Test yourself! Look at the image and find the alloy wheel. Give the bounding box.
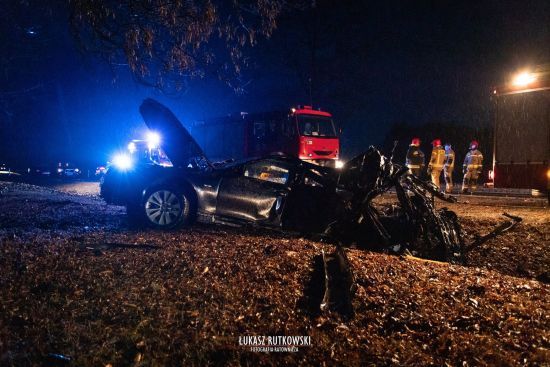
[145,190,183,226]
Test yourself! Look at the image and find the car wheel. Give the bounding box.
[143,187,190,229]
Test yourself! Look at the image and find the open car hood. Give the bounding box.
[139,99,210,169]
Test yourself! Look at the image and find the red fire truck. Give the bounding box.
[189,105,340,166]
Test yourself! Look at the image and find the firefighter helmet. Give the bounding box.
[411,137,420,146]
[469,140,479,150]
[431,139,442,147]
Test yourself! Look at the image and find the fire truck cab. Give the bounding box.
[190,105,340,167]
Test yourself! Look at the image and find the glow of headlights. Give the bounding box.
[127,141,137,153]
[112,153,133,170]
[335,160,345,169]
[146,131,161,149]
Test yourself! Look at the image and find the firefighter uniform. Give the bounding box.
[428,140,445,189]
[443,145,455,194]
[406,139,425,177]
[462,143,483,193]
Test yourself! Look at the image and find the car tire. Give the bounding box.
[141,187,192,229]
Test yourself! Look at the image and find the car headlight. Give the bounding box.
[335,160,345,169]
[127,141,137,153]
[112,153,133,171]
[146,131,161,149]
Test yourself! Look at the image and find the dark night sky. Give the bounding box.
[0,0,548,167]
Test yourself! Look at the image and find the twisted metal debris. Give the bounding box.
[318,147,522,315]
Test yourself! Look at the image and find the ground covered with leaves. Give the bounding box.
[0,181,548,366]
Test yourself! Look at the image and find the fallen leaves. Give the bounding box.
[0,182,548,366]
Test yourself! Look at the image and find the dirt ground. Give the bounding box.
[0,181,548,366]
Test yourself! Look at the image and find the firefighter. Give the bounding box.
[427,139,445,189]
[462,140,483,194]
[405,137,425,177]
[443,143,455,194]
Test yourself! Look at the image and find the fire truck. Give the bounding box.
[188,106,341,167]
[492,64,550,196]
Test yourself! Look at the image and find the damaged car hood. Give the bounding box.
[139,98,210,169]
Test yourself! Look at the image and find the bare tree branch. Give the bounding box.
[69,0,309,93]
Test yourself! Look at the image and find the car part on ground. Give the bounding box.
[464,212,522,252]
[320,246,356,318]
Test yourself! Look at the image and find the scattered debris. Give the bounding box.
[465,212,522,252]
[313,148,526,315]
[331,147,465,263]
[320,246,356,317]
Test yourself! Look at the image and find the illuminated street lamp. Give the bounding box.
[512,71,537,87]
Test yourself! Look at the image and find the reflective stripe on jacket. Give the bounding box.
[463,149,483,170]
[406,145,425,169]
[429,146,445,170]
[444,149,455,170]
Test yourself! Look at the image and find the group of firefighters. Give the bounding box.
[405,138,484,194]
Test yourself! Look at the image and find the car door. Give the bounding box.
[216,159,292,225]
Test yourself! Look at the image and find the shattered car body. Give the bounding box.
[332,148,464,263]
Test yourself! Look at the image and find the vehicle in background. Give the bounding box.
[56,162,81,179]
[0,164,19,177]
[189,105,341,167]
[492,64,549,198]
[95,166,107,178]
[28,166,52,176]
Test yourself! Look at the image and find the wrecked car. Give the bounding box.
[100,99,344,233]
[102,99,479,264]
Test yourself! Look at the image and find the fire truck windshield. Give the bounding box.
[297,115,336,137]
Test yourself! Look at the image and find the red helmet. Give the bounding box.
[431,139,442,147]
[411,137,420,146]
[470,140,479,149]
